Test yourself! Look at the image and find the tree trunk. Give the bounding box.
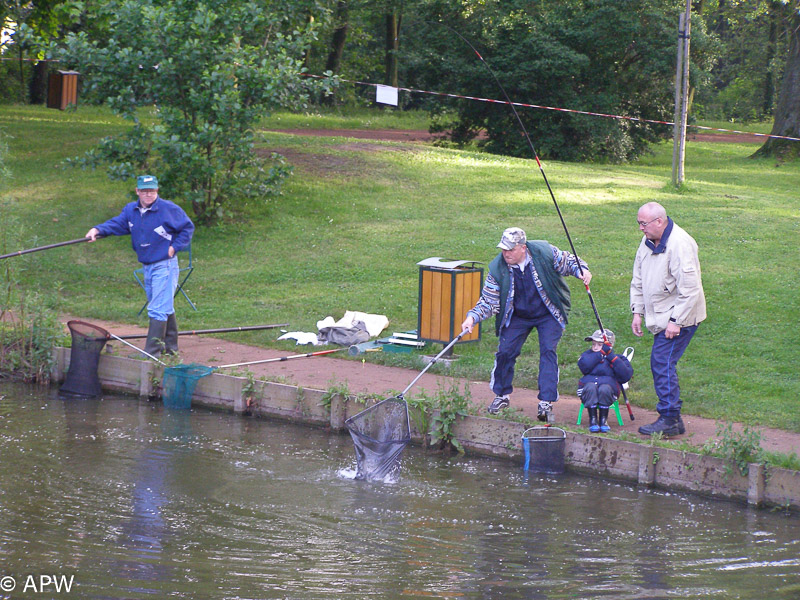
[753,11,800,160]
[763,2,779,117]
[384,12,400,87]
[29,60,50,104]
[323,0,348,105]
[302,12,315,71]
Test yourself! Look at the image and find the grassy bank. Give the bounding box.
[1,105,798,434]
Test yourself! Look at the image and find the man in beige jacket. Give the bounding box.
[631,202,706,436]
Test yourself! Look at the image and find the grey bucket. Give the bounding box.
[522,427,566,474]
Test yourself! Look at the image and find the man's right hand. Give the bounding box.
[631,313,644,338]
[461,315,475,334]
[85,228,100,241]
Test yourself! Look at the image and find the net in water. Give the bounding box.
[60,320,110,397]
[345,397,411,481]
[161,363,215,409]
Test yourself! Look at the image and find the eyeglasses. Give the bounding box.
[137,189,158,194]
[637,217,659,228]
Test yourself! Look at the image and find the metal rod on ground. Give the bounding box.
[217,348,344,369]
[398,331,465,399]
[109,334,166,366]
[115,323,289,339]
[0,237,93,260]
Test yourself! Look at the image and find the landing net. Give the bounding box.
[345,397,411,481]
[161,363,215,409]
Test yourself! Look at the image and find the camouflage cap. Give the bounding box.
[584,329,615,345]
[497,227,527,250]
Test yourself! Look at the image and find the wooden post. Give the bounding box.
[671,12,685,186]
[672,2,692,186]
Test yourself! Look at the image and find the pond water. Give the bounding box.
[1,382,799,599]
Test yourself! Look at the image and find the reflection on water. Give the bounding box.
[1,381,799,599]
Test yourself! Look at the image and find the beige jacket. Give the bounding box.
[630,221,706,334]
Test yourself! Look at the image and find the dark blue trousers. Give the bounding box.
[580,383,616,408]
[491,313,563,401]
[651,325,698,418]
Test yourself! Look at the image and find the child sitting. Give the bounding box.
[578,329,633,433]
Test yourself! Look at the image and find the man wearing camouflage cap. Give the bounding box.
[462,227,592,421]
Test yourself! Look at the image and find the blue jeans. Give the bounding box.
[490,313,563,401]
[143,257,179,321]
[651,325,698,418]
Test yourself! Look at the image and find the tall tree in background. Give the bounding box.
[403,0,688,161]
[322,0,349,103]
[755,2,800,158]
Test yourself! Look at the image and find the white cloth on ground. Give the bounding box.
[277,331,321,346]
[316,311,388,337]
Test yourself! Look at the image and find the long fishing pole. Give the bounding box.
[116,323,289,340]
[0,237,94,260]
[217,348,344,369]
[440,23,633,419]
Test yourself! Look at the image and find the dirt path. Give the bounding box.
[75,316,799,457]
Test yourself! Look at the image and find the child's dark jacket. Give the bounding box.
[577,349,633,397]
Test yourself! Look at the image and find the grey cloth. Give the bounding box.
[318,320,370,346]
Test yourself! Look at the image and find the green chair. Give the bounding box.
[576,346,634,427]
[134,244,197,316]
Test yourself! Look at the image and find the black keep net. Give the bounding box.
[345,397,411,481]
[60,320,110,398]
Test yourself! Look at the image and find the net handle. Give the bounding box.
[398,331,465,399]
[109,333,166,365]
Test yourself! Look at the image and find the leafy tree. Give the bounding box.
[754,2,800,159]
[51,0,332,224]
[696,0,791,121]
[400,0,688,162]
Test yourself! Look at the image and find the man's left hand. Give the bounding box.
[579,269,592,286]
[168,246,175,258]
[665,322,681,339]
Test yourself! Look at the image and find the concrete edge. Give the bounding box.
[53,348,800,512]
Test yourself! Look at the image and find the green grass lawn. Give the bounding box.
[2,104,798,433]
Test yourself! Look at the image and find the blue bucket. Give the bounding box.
[522,427,566,474]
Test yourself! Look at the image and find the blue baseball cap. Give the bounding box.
[137,174,159,189]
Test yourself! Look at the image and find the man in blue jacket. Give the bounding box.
[462,227,592,422]
[86,175,194,357]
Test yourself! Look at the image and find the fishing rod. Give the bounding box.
[439,23,633,419]
[217,348,344,369]
[115,323,289,340]
[108,333,167,366]
[0,237,94,260]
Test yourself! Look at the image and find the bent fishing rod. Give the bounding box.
[440,23,633,418]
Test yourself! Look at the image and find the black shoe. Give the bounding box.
[638,415,683,436]
[598,408,610,433]
[488,395,510,415]
[587,406,599,433]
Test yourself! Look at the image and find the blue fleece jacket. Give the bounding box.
[577,348,633,397]
[95,197,194,265]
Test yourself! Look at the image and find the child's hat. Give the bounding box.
[585,328,615,344]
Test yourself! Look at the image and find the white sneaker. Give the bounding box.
[537,400,554,423]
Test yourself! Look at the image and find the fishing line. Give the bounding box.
[434,22,634,419]
[434,23,606,329]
